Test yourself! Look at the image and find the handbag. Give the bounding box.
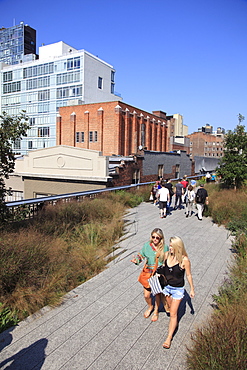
[149,193,154,201]
[138,254,159,289]
[148,267,168,296]
[138,266,152,289]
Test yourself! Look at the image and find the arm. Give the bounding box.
[131,252,144,265]
[183,257,195,298]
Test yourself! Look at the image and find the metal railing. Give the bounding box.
[5,175,205,221]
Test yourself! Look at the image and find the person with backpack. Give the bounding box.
[195,184,209,220]
[185,184,195,217]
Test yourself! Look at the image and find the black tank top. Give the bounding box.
[164,259,185,287]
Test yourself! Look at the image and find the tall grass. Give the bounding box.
[0,186,150,332]
[186,185,247,369]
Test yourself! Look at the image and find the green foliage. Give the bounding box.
[217,120,247,189]
[0,111,29,222]
[0,303,19,332]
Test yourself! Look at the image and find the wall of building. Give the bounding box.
[188,131,224,159]
[5,146,110,199]
[23,178,107,199]
[58,102,173,157]
[142,150,192,181]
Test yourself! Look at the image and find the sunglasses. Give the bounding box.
[152,235,160,240]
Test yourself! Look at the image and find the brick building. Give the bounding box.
[188,131,224,159]
[57,101,176,156]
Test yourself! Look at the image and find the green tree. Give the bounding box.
[0,111,29,221]
[217,116,247,189]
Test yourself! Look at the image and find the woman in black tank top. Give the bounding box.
[162,236,195,349]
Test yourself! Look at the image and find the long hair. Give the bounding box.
[169,236,188,265]
[150,228,165,261]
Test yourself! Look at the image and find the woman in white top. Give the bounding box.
[185,185,195,217]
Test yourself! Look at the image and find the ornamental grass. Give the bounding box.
[0,187,150,332]
[186,185,247,369]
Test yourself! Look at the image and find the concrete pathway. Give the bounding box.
[0,201,234,369]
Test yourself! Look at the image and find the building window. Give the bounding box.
[132,169,140,184]
[13,139,21,150]
[158,164,164,179]
[141,123,146,147]
[38,127,50,137]
[38,89,50,101]
[76,132,80,143]
[28,141,33,149]
[175,164,180,179]
[111,70,115,82]
[67,57,80,71]
[98,77,103,89]
[111,83,114,94]
[89,131,93,142]
[94,131,98,142]
[29,117,35,126]
[3,71,13,82]
[81,132,84,143]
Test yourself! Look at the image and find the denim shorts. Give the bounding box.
[163,285,184,300]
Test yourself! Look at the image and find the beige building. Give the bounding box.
[5,146,111,200]
[173,114,188,137]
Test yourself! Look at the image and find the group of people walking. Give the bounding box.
[131,228,195,349]
[151,176,209,221]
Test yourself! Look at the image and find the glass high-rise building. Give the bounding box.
[0,22,36,65]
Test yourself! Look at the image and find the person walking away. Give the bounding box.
[150,181,159,205]
[164,179,174,215]
[162,236,195,349]
[131,228,169,321]
[174,179,184,210]
[206,172,211,183]
[181,175,189,190]
[195,183,209,220]
[185,185,195,217]
[157,181,170,218]
[181,175,189,203]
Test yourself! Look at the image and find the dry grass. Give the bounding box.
[186,185,247,369]
[0,187,150,332]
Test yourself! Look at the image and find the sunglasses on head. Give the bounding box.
[152,235,160,240]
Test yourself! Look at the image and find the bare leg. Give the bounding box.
[163,297,182,348]
[143,288,153,318]
[151,293,161,321]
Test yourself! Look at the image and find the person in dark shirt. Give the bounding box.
[164,179,174,215]
[174,179,184,210]
[161,236,195,349]
[195,183,209,220]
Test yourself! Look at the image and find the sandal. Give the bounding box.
[151,313,159,322]
[144,308,153,318]
[162,336,172,349]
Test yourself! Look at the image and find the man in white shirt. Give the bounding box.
[157,181,170,218]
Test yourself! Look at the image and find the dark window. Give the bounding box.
[89,131,93,142]
[76,132,80,143]
[98,77,103,89]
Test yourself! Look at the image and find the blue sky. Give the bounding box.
[1,0,247,134]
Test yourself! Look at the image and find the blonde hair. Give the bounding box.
[150,228,165,261]
[169,236,188,265]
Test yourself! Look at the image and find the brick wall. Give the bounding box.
[58,101,171,156]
